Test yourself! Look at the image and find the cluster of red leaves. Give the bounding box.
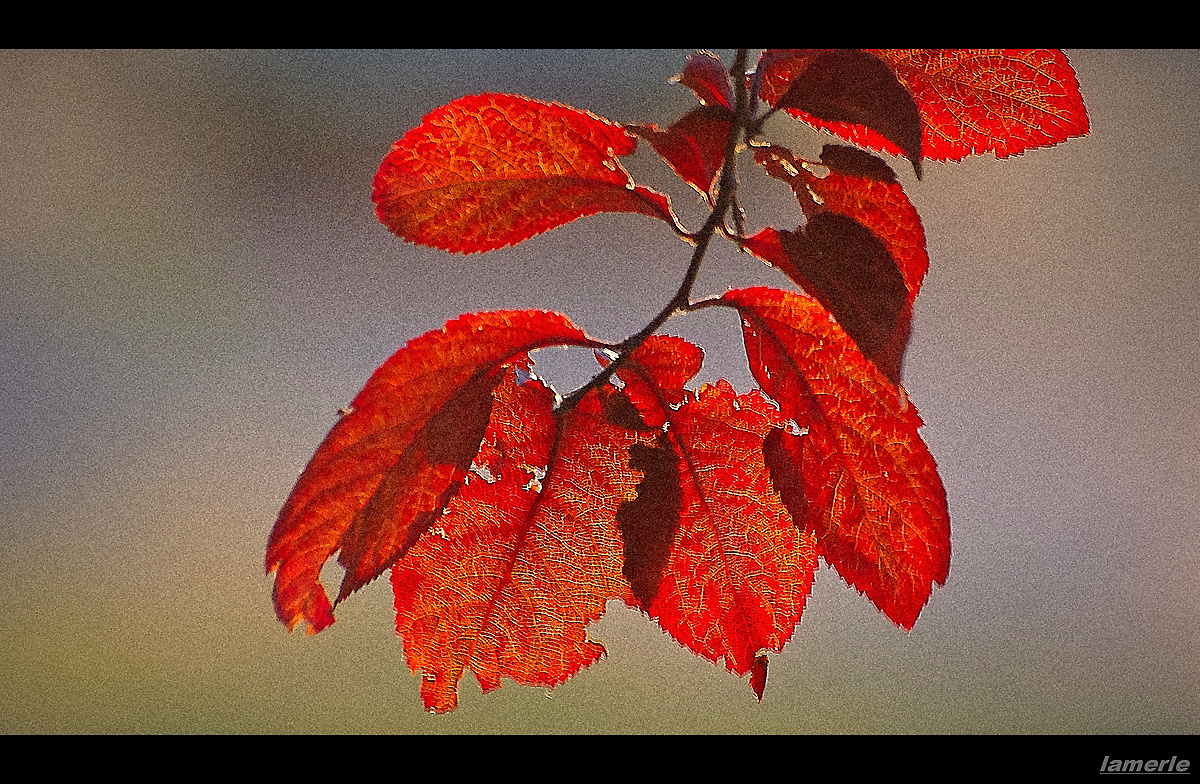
[268,49,1088,713]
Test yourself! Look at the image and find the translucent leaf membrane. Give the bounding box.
[373,94,678,253]
[722,288,949,630]
[672,50,734,110]
[265,311,599,634]
[759,49,1089,165]
[617,338,818,698]
[749,144,929,384]
[392,376,639,713]
[629,105,733,200]
[871,49,1090,161]
[757,49,923,177]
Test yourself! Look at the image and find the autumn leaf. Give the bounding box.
[870,49,1090,161]
[391,374,639,713]
[759,49,1089,167]
[372,93,679,253]
[721,288,949,630]
[629,105,733,201]
[265,310,600,634]
[815,144,900,182]
[757,49,924,177]
[615,337,818,698]
[748,144,928,384]
[672,50,734,110]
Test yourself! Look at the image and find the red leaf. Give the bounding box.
[617,338,818,693]
[672,50,733,110]
[758,49,923,177]
[760,49,1089,166]
[811,146,928,299]
[749,144,930,383]
[605,334,703,430]
[815,144,899,182]
[391,375,638,713]
[871,49,1090,162]
[265,310,598,634]
[722,288,950,630]
[629,105,733,200]
[372,94,679,253]
[750,655,768,702]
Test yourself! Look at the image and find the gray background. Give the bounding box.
[1,49,1196,732]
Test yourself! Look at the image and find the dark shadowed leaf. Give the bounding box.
[760,49,923,177]
[629,105,733,200]
[779,212,908,383]
[617,434,683,607]
[818,144,897,182]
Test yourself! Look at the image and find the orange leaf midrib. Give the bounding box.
[382,174,642,201]
[460,418,564,676]
[626,362,775,661]
[739,306,907,586]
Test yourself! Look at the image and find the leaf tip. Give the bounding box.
[751,655,768,701]
[284,585,336,636]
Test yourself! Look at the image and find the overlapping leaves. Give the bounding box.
[757,48,1089,167]
[721,288,950,629]
[266,311,600,634]
[614,337,818,697]
[746,143,928,384]
[269,49,1088,713]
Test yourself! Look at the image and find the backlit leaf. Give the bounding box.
[870,49,1090,161]
[760,49,1089,166]
[373,94,679,253]
[391,375,638,713]
[672,50,734,110]
[265,310,598,634]
[722,288,949,630]
[757,49,923,177]
[616,338,818,695]
[750,144,929,383]
[629,105,733,200]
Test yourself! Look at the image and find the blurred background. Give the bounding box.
[1,49,1196,733]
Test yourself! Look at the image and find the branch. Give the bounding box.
[557,49,751,413]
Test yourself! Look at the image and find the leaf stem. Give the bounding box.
[558,49,750,413]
